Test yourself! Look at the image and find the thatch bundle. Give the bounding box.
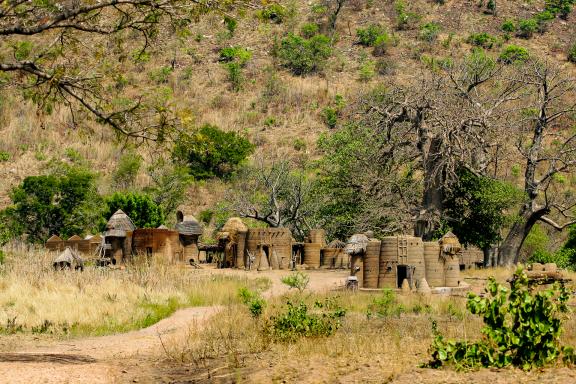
[344,234,369,256]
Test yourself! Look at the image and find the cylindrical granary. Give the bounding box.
[378,236,398,289]
[423,241,444,287]
[309,229,326,246]
[235,231,247,268]
[321,248,339,268]
[444,254,460,287]
[406,236,425,288]
[303,243,321,268]
[363,239,381,288]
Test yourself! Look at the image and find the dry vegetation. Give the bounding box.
[0,246,269,339]
[152,268,576,383]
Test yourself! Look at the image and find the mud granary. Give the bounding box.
[348,232,483,289]
[216,218,349,270]
[45,209,204,265]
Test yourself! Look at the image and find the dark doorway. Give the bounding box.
[146,247,153,258]
[397,265,408,288]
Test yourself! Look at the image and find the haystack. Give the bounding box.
[344,234,369,256]
[105,209,136,237]
[53,247,84,271]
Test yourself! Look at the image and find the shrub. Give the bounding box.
[223,16,237,36]
[501,19,516,33]
[267,299,346,343]
[0,151,9,162]
[367,289,405,318]
[172,124,254,179]
[568,42,576,63]
[322,107,338,128]
[356,24,387,47]
[281,272,310,292]
[256,3,287,23]
[425,269,572,370]
[529,248,574,270]
[358,59,376,81]
[238,287,266,317]
[517,18,538,38]
[498,45,530,64]
[224,62,243,91]
[276,33,332,75]
[149,66,173,84]
[394,0,421,30]
[301,23,320,38]
[219,46,252,66]
[419,22,441,43]
[467,32,498,49]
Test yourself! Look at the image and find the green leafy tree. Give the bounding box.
[144,161,193,220]
[102,192,165,229]
[112,151,142,190]
[2,166,102,243]
[442,168,523,254]
[172,124,254,180]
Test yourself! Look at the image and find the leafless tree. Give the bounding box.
[498,60,576,265]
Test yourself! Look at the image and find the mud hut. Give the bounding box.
[53,247,84,271]
[217,217,249,268]
[246,228,292,270]
[132,227,181,263]
[175,212,203,264]
[46,235,64,251]
[103,209,135,264]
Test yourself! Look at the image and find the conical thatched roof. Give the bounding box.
[157,224,168,229]
[53,247,83,266]
[67,235,82,241]
[221,217,248,233]
[176,215,203,236]
[344,234,369,255]
[440,231,461,255]
[47,235,62,243]
[104,209,135,237]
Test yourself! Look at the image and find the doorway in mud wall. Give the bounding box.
[262,245,270,265]
[397,265,408,288]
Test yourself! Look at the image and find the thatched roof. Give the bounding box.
[53,247,83,266]
[105,209,135,237]
[176,215,203,236]
[221,217,248,233]
[157,224,168,229]
[67,235,82,241]
[327,239,346,249]
[344,234,369,255]
[440,231,461,255]
[46,235,62,243]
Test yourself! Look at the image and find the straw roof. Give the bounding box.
[175,215,203,236]
[53,247,83,266]
[157,224,168,229]
[46,235,62,243]
[67,235,82,241]
[104,209,135,237]
[344,234,369,255]
[327,239,346,249]
[221,217,248,233]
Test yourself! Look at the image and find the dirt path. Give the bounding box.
[0,269,348,383]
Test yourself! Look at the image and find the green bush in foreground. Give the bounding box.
[276,33,332,75]
[498,45,530,64]
[425,269,573,370]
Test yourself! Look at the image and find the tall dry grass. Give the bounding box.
[0,245,268,337]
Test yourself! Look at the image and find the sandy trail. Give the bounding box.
[0,269,348,383]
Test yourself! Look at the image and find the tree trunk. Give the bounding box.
[498,205,542,265]
[415,137,444,240]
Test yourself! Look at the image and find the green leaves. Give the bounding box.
[426,269,572,370]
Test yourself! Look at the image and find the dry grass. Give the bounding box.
[159,268,576,383]
[0,245,268,337]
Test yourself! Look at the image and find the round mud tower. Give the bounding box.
[363,239,381,288]
[424,241,444,287]
[303,243,321,269]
